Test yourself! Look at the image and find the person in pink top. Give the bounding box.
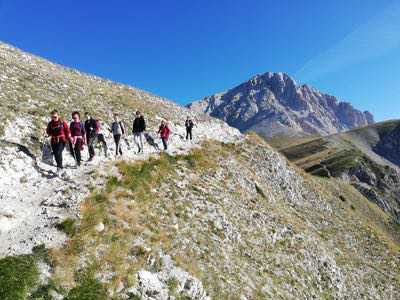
[69,111,86,166]
[157,120,170,150]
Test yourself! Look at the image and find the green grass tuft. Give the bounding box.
[55,218,77,237]
[0,254,40,300]
[65,268,107,300]
[29,279,63,300]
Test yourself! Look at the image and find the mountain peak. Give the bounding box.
[189,72,374,138]
[248,71,297,87]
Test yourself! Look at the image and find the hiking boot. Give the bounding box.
[88,156,94,162]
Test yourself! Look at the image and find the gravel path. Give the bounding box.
[0,118,241,257]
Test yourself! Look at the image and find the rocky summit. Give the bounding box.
[188,72,374,138]
[0,42,399,300]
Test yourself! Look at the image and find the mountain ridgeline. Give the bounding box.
[189,72,374,138]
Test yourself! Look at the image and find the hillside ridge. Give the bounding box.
[278,120,400,223]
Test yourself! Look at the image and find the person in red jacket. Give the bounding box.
[157,120,170,150]
[46,110,71,170]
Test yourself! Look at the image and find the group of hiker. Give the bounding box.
[46,109,195,171]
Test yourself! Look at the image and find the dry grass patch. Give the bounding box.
[49,144,225,296]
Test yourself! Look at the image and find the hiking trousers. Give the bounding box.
[113,134,123,155]
[186,128,193,140]
[88,134,108,158]
[87,134,96,159]
[133,132,144,152]
[161,138,168,150]
[51,141,65,169]
[70,139,83,166]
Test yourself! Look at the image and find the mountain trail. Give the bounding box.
[0,118,242,257]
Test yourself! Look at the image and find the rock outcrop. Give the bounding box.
[374,123,400,166]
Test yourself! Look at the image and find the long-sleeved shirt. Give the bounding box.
[46,119,70,144]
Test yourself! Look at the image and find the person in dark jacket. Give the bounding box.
[110,113,125,156]
[158,120,170,150]
[185,117,194,140]
[69,111,86,166]
[46,110,71,171]
[84,112,98,160]
[85,112,107,161]
[132,111,146,153]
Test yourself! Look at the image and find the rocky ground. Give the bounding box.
[37,134,400,300]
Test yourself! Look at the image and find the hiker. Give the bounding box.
[132,111,146,153]
[84,112,109,160]
[46,110,71,171]
[84,112,98,161]
[158,120,170,150]
[96,118,109,157]
[185,117,194,140]
[69,111,86,166]
[110,113,125,156]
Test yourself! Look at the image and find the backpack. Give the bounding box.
[41,141,54,165]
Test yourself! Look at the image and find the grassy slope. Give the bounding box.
[4,136,394,299]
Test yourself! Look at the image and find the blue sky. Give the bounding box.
[0,0,398,121]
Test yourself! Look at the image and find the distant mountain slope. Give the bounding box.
[278,120,400,222]
[188,72,374,138]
